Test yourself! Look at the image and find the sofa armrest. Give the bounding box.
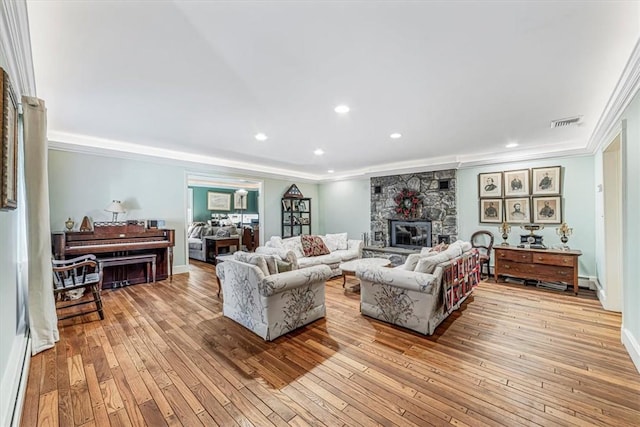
[259,265,332,296]
[356,266,437,293]
[347,239,364,255]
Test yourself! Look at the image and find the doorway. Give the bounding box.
[602,133,623,312]
[185,173,264,266]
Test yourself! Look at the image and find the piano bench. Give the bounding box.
[98,254,157,286]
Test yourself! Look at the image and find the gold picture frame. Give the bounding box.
[207,191,231,211]
[0,68,18,210]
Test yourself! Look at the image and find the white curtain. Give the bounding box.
[22,96,58,354]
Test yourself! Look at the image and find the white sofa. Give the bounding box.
[256,233,363,277]
[356,240,480,335]
[216,252,332,341]
[187,223,240,261]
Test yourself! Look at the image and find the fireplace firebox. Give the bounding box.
[389,220,432,249]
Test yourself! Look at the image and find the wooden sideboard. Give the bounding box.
[494,246,582,294]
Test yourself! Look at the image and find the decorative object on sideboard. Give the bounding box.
[64,217,74,231]
[498,221,511,246]
[105,200,126,222]
[0,68,18,211]
[519,223,545,249]
[394,188,421,219]
[80,216,92,231]
[556,222,573,250]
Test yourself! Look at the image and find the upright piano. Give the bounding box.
[52,222,175,289]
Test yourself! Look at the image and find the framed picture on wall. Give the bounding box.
[532,196,562,224]
[207,192,231,211]
[532,166,561,195]
[0,68,18,210]
[479,199,503,223]
[504,169,530,197]
[504,197,531,224]
[478,172,503,198]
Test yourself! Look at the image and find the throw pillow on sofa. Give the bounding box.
[189,225,204,239]
[281,236,305,258]
[301,235,331,257]
[403,253,422,271]
[323,232,348,251]
[234,252,278,276]
[414,251,450,274]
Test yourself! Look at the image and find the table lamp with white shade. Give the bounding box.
[105,200,126,222]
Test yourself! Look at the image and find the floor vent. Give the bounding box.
[550,116,582,128]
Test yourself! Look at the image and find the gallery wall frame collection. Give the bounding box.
[478,166,562,224]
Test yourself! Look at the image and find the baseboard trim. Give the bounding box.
[0,333,30,426]
[173,265,189,275]
[622,325,640,374]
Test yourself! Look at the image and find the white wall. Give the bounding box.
[457,156,596,278]
[0,13,30,424]
[318,178,370,238]
[48,150,320,264]
[262,180,319,239]
[49,151,188,267]
[621,92,640,371]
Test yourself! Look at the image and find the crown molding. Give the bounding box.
[587,37,640,154]
[50,130,595,184]
[47,131,323,183]
[0,0,36,98]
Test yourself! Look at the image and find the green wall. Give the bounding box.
[189,186,258,222]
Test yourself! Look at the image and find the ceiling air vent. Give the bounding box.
[550,116,582,128]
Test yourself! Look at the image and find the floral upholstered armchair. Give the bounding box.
[216,255,332,341]
[357,241,480,335]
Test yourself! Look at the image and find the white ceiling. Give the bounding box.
[27,1,639,181]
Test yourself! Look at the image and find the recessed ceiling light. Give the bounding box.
[314,149,324,156]
[334,105,350,114]
[327,169,335,173]
[390,133,402,139]
[254,133,268,141]
[505,142,519,148]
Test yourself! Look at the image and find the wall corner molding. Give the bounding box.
[0,0,36,97]
[588,38,640,154]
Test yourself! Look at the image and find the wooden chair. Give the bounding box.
[471,230,494,280]
[52,254,104,320]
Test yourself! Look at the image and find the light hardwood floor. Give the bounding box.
[21,260,640,426]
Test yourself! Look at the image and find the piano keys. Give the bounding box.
[52,226,175,289]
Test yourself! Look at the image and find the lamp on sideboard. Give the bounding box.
[105,200,126,222]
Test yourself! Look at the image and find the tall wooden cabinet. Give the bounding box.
[281,197,311,237]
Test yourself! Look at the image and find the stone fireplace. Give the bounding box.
[370,170,457,249]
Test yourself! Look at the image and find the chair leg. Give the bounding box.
[91,285,105,320]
